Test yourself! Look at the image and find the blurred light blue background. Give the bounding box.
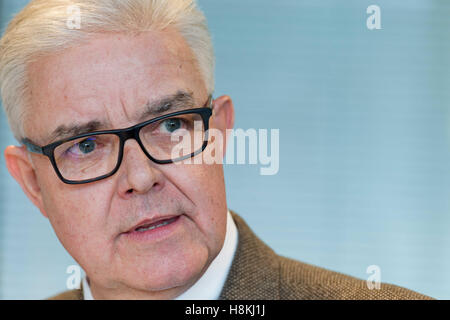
[1,0,449,299]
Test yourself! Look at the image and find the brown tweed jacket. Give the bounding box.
[49,211,432,300]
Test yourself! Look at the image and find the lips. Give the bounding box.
[134,217,178,232]
[125,215,180,234]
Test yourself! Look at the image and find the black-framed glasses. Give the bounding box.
[22,95,213,184]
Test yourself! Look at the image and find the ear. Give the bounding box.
[211,95,235,156]
[4,145,48,218]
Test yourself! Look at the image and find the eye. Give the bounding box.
[68,137,97,155]
[161,118,182,133]
[78,138,97,154]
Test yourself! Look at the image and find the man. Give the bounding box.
[0,0,431,300]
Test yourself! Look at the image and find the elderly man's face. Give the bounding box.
[11,30,233,299]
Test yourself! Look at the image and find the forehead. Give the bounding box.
[25,29,206,144]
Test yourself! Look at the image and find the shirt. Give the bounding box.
[82,209,238,300]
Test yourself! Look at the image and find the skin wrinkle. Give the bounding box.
[119,95,132,125]
[5,27,234,299]
[49,91,197,146]
[44,84,199,146]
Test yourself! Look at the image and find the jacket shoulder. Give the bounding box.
[278,256,433,300]
[225,211,433,300]
[47,289,83,300]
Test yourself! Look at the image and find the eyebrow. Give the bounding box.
[138,90,196,120]
[44,90,196,144]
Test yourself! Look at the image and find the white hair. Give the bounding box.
[0,0,215,142]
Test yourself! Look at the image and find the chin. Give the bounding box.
[126,250,210,292]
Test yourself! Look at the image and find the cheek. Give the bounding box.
[165,162,227,249]
[39,177,113,258]
[171,161,225,198]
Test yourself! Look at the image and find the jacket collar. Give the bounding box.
[219,211,280,299]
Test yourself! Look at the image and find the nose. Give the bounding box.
[116,138,164,196]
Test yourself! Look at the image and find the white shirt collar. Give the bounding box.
[83,210,238,300]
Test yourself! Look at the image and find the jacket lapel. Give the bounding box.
[219,211,280,299]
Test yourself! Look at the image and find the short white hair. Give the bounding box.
[0,0,215,142]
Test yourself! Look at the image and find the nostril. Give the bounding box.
[126,189,133,194]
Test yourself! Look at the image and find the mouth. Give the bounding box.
[122,215,182,242]
[132,216,179,233]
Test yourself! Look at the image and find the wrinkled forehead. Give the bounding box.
[24,30,207,145]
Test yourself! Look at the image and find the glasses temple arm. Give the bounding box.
[21,138,44,155]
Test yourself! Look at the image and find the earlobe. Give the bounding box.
[4,145,47,218]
